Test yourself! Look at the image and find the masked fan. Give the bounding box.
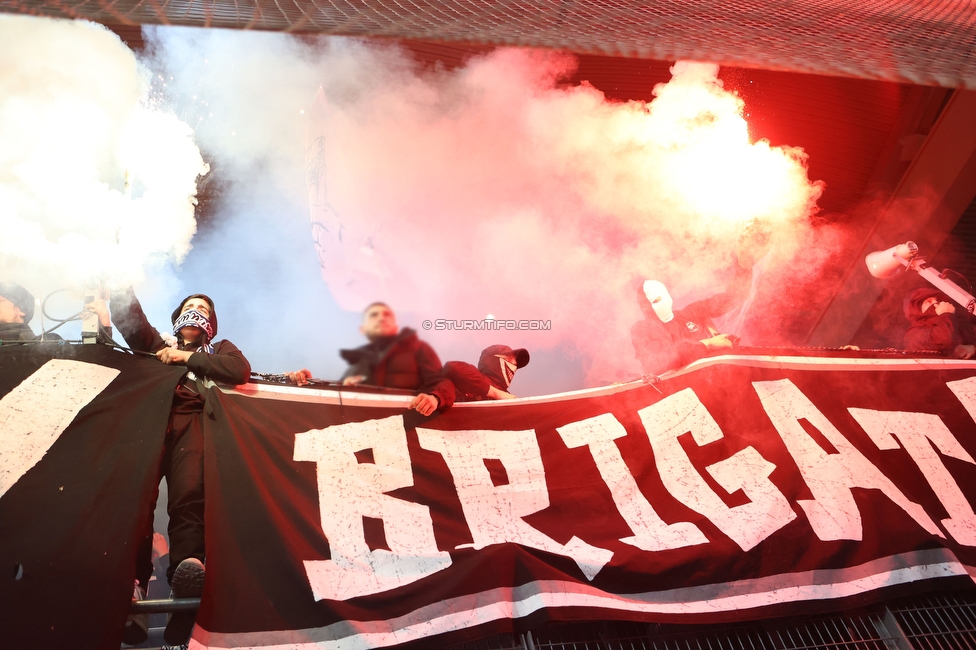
[109,287,251,646]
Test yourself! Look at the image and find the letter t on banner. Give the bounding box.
[294,415,452,601]
[850,407,976,546]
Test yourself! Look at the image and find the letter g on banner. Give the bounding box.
[293,415,452,601]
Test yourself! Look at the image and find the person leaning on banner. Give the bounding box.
[109,287,251,646]
[286,302,455,415]
[443,344,529,401]
[631,257,752,377]
[0,282,46,341]
[0,282,115,343]
[903,287,976,359]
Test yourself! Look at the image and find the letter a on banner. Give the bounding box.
[948,376,976,424]
[294,415,451,601]
[754,379,942,541]
[0,359,120,500]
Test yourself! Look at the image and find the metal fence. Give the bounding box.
[446,589,976,650]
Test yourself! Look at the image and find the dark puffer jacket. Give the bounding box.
[0,283,63,342]
[340,327,455,409]
[0,322,49,342]
[903,287,975,352]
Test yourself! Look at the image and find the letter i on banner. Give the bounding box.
[294,415,451,601]
[556,413,709,551]
[1,360,120,500]
[418,427,613,580]
[637,388,795,551]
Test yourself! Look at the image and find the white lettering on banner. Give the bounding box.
[638,388,796,551]
[417,427,613,581]
[948,376,976,424]
[557,413,709,551]
[754,379,942,541]
[293,415,451,601]
[850,408,976,546]
[0,359,119,500]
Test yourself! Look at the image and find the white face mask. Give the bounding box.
[642,280,674,323]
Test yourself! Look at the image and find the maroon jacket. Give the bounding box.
[443,345,528,402]
[903,287,975,353]
[340,328,455,409]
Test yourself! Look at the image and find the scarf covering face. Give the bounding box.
[173,309,215,353]
[498,356,517,387]
[477,345,529,390]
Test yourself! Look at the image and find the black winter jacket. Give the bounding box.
[110,287,251,414]
[631,265,750,376]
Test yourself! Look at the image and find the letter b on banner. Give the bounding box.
[294,415,451,601]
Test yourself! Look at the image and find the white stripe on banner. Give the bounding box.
[0,359,120,500]
[192,549,969,650]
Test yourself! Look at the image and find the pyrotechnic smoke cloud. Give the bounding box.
[0,16,207,325]
[2,19,831,392]
[142,29,826,390]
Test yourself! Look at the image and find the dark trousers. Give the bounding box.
[136,410,206,589]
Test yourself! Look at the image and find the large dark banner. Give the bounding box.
[5,349,976,649]
[194,354,976,649]
[0,345,183,650]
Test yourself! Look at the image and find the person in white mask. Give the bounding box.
[631,261,751,376]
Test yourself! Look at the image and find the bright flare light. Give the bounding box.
[646,62,820,230]
[0,16,207,287]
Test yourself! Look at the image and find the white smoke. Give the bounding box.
[2,20,829,393]
[142,29,825,391]
[0,16,207,308]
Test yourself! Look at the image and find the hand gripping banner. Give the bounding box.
[191,354,976,649]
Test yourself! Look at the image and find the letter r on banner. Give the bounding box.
[294,415,451,601]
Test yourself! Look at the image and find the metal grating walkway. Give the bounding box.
[445,589,976,650]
